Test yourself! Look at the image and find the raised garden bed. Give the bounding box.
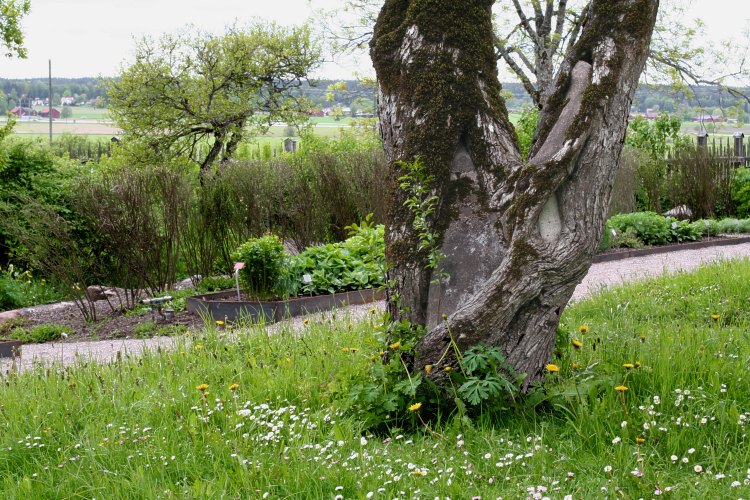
[0,339,22,358]
[186,288,386,323]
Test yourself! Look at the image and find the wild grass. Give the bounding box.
[2,259,750,497]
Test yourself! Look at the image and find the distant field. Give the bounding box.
[9,121,121,136]
[10,111,747,141]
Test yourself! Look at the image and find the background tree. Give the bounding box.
[372,0,659,387]
[326,1,749,111]
[0,0,30,59]
[108,23,320,174]
[60,105,72,119]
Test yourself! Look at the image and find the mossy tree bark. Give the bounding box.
[371,0,659,389]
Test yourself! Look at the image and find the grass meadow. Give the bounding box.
[2,259,750,497]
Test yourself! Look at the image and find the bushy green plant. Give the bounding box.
[732,167,750,217]
[196,276,235,293]
[0,264,65,311]
[606,227,645,249]
[607,211,672,245]
[515,106,539,161]
[668,218,703,242]
[232,235,288,300]
[288,218,385,296]
[11,323,69,343]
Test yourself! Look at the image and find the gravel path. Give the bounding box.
[3,242,749,374]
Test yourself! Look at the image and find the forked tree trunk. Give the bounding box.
[371,0,659,389]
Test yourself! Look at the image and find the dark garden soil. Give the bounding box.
[7,298,206,344]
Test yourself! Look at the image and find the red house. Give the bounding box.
[10,106,34,117]
[39,108,61,119]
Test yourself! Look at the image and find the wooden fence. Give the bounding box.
[669,133,750,166]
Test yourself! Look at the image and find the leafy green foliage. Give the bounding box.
[454,345,519,408]
[625,114,688,213]
[0,264,65,312]
[0,0,30,58]
[288,217,385,296]
[231,235,288,300]
[108,23,320,172]
[515,106,539,160]
[608,211,672,245]
[398,158,446,282]
[196,276,235,293]
[732,167,750,218]
[11,322,69,343]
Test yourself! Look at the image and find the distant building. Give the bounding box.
[693,114,724,123]
[644,108,658,120]
[9,106,35,117]
[39,108,61,119]
[60,96,76,106]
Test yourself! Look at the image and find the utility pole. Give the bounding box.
[48,59,53,146]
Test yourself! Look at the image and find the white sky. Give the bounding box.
[2,0,749,81]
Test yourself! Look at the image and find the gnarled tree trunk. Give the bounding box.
[371,0,659,389]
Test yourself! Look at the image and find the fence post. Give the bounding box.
[697,131,709,149]
[734,132,745,157]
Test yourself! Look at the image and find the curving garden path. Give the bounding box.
[3,242,750,374]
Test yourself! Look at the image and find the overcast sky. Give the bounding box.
[2,0,748,80]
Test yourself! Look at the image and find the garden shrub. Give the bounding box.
[232,234,289,300]
[732,167,750,218]
[666,144,735,219]
[75,165,192,301]
[608,146,639,217]
[607,211,672,245]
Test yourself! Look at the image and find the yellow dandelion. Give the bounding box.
[572,362,580,370]
[196,383,209,391]
[424,364,433,374]
[342,347,350,353]
[229,383,239,391]
[408,402,422,412]
[572,339,583,348]
[389,340,401,350]
[635,361,641,368]
[411,469,427,477]
[194,344,204,351]
[303,319,309,325]
[350,348,359,353]
[579,324,589,333]
[635,437,646,444]
[369,355,376,362]
[369,307,377,314]
[215,320,224,326]
[623,363,635,370]
[444,366,452,372]
[545,364,560,373]
[615,385,628,392]
[711,314,720,321]
[441,313,447,320]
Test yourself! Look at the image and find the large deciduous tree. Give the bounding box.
[108,23,320,174]
[372,0,659,388]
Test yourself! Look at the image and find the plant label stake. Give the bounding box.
[234,262,245,300]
